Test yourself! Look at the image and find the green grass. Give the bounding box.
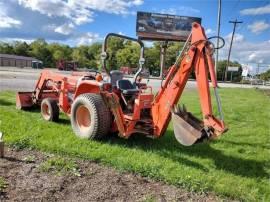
[39,156,79,176]
[0,177,7,192]
[0,89,269,201]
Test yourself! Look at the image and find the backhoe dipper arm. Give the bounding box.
[151,23,227,140]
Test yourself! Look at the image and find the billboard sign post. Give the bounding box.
[227,66,239,82]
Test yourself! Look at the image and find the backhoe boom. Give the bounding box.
[151,23,227,144]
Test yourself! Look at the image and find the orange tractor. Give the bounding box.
[16,23,227,146]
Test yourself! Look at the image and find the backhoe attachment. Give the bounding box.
[151,22,227,146]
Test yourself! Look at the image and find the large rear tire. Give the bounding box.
[41,98,59,122]
[71,93,111,139]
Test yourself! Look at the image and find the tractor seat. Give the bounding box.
[116,79,139,95]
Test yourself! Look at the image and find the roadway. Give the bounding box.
[0,67,269,92]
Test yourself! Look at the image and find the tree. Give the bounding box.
[144,47,160,74]
[71,46,89,68]
[260,69,270,81]
[116,41,140,68]
[13,41,30,56]
[29,39,52,67]
[0,42,14,54]
[52,50,65,61]
[165,42,183,67]
[47,43,73,67]
[106,37,124,70]
[143,41,184,75]
[87,42,102,68]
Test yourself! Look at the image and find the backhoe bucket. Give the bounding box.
[16,92,34,110]
[171,105,206,146]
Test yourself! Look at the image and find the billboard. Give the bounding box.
[228,66,239,72]
[241,65,249,77]
[136,11,201,41]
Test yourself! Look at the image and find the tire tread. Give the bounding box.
[71,93,111,139]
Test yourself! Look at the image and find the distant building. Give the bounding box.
[0,54,42,68]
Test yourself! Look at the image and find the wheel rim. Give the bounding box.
[76,105,91,132]
[41,103,50,119]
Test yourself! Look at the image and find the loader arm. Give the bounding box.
[16,70,80,112]
[152,23,227,143]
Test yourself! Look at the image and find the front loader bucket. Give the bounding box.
[171,105,207,146]
[16,92,34,110]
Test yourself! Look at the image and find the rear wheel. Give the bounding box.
[41,98,59,122]
[71,93,111,139]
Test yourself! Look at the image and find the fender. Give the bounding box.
[74,80,101,99]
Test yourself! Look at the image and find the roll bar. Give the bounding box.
[101,33,145,82]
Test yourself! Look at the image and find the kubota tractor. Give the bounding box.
[16,23,227,146]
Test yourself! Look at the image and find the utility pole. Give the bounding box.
[215,0,222,77]
[256,63,260,78]
[160,41,168,79]
[224,19,243,81]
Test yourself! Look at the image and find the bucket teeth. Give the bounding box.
[172,104,189,120]
[182,104,187,113]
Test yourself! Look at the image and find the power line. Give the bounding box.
[224,19,243,81]
[215,0,222,75]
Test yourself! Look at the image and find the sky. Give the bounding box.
[0,0,269,72]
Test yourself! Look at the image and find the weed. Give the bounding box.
[40,157,80,176]
[22,155,35,163]
[143,195,156,202]
[0,177,7,192]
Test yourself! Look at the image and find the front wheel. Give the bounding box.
[40,98,59,122]
[71,93,111,139]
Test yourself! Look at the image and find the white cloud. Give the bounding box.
[54,23,75,35]
[0,2,22,28]
[0,37,34,44]
[219,33,270,65]
[205,28,215,35]
[75,32,100,45]
[18,0,144,25]
[159,6,200,15]
[240,4,270,15]
[118,31,125,35]
[18,0,93,25]
[0,14,22,28]
[0,32,100,46]
[247,20,270,34]
[0,0,144,46]
[73,0,144,15]
[132,0,143,6]
[225,33,244,43]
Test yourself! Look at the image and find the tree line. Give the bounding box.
[259,70,270,81]
[0,38,183,74]
[0,38,243,81]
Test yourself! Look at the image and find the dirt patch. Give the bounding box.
[0,147,222,202]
